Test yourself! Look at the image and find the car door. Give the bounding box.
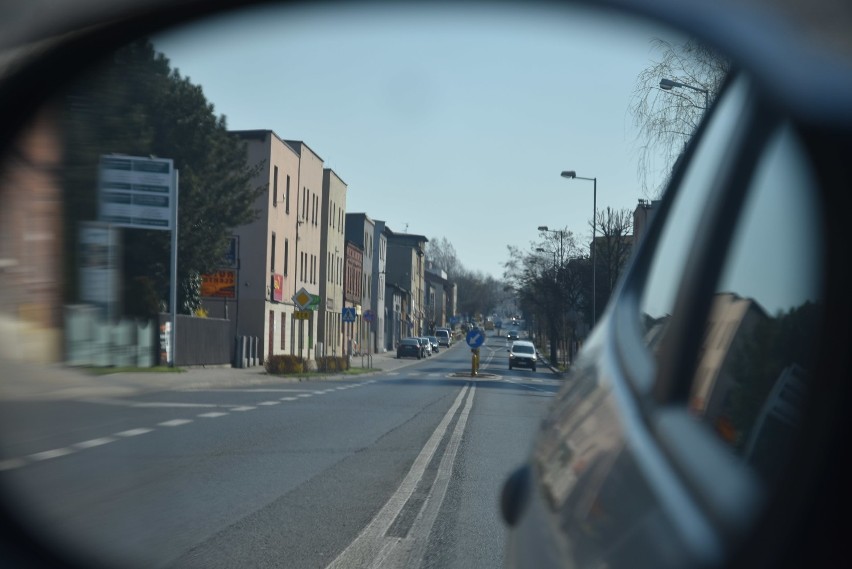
[503,71,846,569]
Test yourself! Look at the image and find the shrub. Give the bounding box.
[265,355,305,374]
[315,356,349,372]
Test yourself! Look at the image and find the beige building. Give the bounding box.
[284,140,326,361]
[319,169,347,358]
[207,130,321,363]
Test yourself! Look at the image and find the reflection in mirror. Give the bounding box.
[638,78,750,354]
[0,3,700,568]
[686,124,823,485]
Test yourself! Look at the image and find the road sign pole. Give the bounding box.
[169,169,179,367]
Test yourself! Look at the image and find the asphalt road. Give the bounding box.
[0,331,560,569]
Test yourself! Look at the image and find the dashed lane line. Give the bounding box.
[29,448,74,461]
[74,437,116,450]
[2,381,370,471]
[158,419,193,427]
[116,428,154,437]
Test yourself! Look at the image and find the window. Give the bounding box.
[270,232,276,272]
[285,174,290,213]
[284,239,289,275]
[639,79,749,357]
[685,124,823,485]
[280,313,286,350]
[273,166,278,207]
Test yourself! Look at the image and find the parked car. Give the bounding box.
[427,336,440,353]
[418,337,433,357]
[435,328,452,347]
[396,337,422,360]
[508,340,536,371]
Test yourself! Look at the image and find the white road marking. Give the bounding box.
[158,419,192,427]
[83,398,223,409]
[258,401,280,406]
[180,388,317,393]
[0,458,26,471]
[280,397,298,401]
[296,394,313,398]
[74,437,116,449]
[377,384,477,568]
[198,412,229,418]
[115,428,153,437]
[29,448,74,461]
[325,384,473,569]
[231,406,256,411]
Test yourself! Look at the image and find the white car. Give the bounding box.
[508,340,537,371]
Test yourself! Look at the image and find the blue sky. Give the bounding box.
[154,3,684,279]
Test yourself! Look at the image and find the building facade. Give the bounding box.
[285,140,326,361]
[211,130,301,362]
[345,213,376,354]
[385,229,427,336]
[319,169,347,358]
[343,240,363,356]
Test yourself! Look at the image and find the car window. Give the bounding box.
[638,78,750,355]
[683,123,823,484]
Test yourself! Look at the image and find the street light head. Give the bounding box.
[537,225,549,232]
[659,78,676,90]
[561,170,576,179]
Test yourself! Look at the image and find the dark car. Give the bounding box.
[506,330,519,342]
[508,340,536,371]
[396,337,422,359]
[427,335,440,353]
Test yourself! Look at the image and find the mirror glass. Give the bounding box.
[0,3,701,567]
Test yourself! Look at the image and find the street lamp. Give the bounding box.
[561,170,597,327]
[659,77,709,110]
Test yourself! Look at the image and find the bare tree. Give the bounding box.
[426,236,461,278]
[630,38,729,197]
[590,207,634,323]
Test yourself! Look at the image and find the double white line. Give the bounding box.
[325,383,476,569]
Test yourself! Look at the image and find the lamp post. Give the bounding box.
[659,77,709,110]
[560,171,597,327]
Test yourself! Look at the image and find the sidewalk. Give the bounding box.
[0,345,441,402]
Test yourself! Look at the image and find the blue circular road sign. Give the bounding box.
[466,328,485,349]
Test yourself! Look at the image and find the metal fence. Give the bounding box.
[158,313,231,367]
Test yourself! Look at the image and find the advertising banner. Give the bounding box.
[201,270,236,299]
[272,273,284,302]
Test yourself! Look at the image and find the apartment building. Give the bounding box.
[343,240,363,355]
[284,140,326,361]
[319,169,347,358]
[385,229,427,336]
[345,213,376,354]
[209,131,326,363]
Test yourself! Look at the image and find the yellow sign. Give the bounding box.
[294,310,312,320]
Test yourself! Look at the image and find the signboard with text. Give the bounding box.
[201,270,236,299]
[98,155,175,230]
